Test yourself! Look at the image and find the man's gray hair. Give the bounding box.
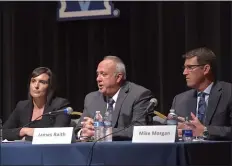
[103,56,127,80]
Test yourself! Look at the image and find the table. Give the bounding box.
[1,141,232,166]
[179,141,232,166]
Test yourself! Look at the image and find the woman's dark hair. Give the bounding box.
[28,67,56,104]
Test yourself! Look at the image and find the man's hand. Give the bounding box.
[177,117,185,138]
[80,117,94,140]
[189,112,205,137]
[19,128,34,137]
[177,112,205,137]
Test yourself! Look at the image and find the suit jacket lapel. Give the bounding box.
[40,102,56,123]
[186,90,197,118]
[205,82,222,125]
[27,99,55,124]
[24,100,33,124]
[99,94,107,117]
[20,100,33,127]
[112,82,129,127]
[43,103,52,114]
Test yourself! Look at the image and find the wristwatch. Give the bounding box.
[203,126,209,139]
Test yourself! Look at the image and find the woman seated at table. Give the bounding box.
[3,67,71,141]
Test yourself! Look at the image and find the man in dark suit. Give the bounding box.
[76,56,154,141]
[172,47,232,140]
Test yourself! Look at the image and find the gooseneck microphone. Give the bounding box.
[12,107,73,132]
[49,107,73,115]
[145,98,158,114]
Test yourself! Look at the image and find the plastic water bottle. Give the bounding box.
[167,109,177,125]
[104,111,113,142]
[182,117,193,142]
[0,118,2,143]
[166,109,178,141]
[93,111,104,142]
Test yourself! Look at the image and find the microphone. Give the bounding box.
[12,107,73,132]
[48,107,73,115]
[145,98,158,114]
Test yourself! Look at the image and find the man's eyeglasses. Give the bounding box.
[183,64,206,71]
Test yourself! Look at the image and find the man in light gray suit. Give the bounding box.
[172,47,232,140]
[76,56,154,141]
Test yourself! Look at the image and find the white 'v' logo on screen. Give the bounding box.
[79,1,90,11]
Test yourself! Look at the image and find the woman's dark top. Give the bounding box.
[3,97,71,141]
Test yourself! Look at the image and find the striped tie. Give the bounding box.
[197,92,207,123]
[107,98,115,112]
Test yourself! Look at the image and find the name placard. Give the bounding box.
[32,127,73,144]
[132,125,176,143]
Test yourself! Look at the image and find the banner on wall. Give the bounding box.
[57,1,120,21]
